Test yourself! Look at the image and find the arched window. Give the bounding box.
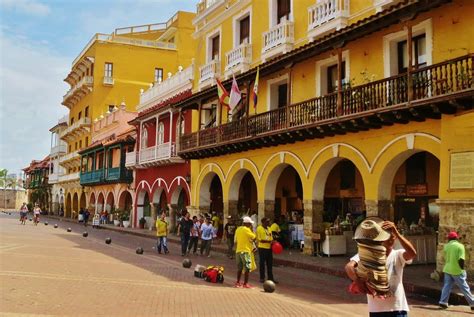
[158,122,165,145]
[142,127,148,148]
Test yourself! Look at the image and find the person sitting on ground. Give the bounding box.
[234,216,256,289]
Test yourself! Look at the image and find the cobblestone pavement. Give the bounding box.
[0,213,471,316]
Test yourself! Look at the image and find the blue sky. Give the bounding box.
[0,0,196,176]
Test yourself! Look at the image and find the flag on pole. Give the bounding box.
[216,77,230,110]
[229,74,241,112]
[250,67,259,108]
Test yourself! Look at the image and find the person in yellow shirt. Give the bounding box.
[270,219,281,239]
[257,217,277,283]
[234,216,256,289]
[155,212,169,254]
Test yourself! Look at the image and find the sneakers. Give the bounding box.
[242,283,253,289]
[234,282,242,288]
[439,303,448,309]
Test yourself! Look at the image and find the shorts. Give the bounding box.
[236,252,252,272]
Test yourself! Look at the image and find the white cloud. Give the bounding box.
[0,34,68,174]
[1,0,51,17]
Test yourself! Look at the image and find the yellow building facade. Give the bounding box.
[177,0,474,274]
[59,11,196,218]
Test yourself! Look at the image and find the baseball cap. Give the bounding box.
[447,231,458,239]
[242,216,254,224]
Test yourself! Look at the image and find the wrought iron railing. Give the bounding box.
[180,54,473,152]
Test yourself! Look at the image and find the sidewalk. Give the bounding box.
[47,215,472,305]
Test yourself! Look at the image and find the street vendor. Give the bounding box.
[345,218,417,317]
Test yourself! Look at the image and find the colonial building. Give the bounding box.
[59,11,196,219]
[79,103,136,223]
[175,0,474,274]
[126,65,193,230]
[23,157,52,210]
[48,116,68,214]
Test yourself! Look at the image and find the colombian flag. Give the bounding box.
[216,77,230,110]
[250,67,259,109]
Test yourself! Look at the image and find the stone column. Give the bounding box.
[151,203,159,230]
[365,199,393,220]
[257,200,274,223]
[223,199,238,226]
[168,203,177,233]
[436,199,474,276]
[302,200,324,255]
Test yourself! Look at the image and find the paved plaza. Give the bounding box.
[0,213,471,316]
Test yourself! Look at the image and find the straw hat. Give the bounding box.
[354,218,390,242]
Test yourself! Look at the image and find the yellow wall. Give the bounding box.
[64,11,196,174]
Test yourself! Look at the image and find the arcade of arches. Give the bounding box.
[190,123,474,274]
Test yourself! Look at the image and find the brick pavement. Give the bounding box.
[65,216,472,306]
[1,212,472,316]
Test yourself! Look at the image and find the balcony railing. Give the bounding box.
[308,0,349,41]
[125,151,138,167]
[48,173,60,184]
[50,144,67,156]
[80,168,132,185]
[225,43,252,78]
[262,20,294,61]
[138,65,194,111]
[197,0,223,15]
[103,76,114,86]
[59,117,92,142]
[127,142,181,167]
[180,54,473,154]
[59,150,80,164]
[58,172,80,183]
[374,0,402,12]
[73,33,176,67]
[199,59,220,86]
[63,76,93,104]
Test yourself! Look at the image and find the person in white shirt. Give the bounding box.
[345,220,417,317]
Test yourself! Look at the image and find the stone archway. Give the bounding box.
[72,193,79,218]
[136,190,151,228]
[65,193,72,218]
[106,192,115,214]
[198,172,223,215]
[79,192,86,210]
[89,192,96,213]
[97,192,105,213]
[170,186,189,233]
[118,190,133,212]
[227,169,258,219]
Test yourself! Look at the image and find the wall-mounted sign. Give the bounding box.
[406,183,428,196]
[395,184,406,196]
[450,151,474,190]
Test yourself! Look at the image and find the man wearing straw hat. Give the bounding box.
[345,218,417,317]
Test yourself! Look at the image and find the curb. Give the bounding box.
[45,215,468,305]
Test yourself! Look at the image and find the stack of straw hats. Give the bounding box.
[354,217,391,297]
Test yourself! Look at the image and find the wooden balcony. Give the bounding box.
[179,54,473,159]
[80,167,132,185]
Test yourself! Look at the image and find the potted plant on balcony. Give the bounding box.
[121,211,131,228]
[139,217,147,229]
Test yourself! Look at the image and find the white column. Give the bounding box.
[155,115,159,160]
[169,110,173,157]
[139,120,144,164]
